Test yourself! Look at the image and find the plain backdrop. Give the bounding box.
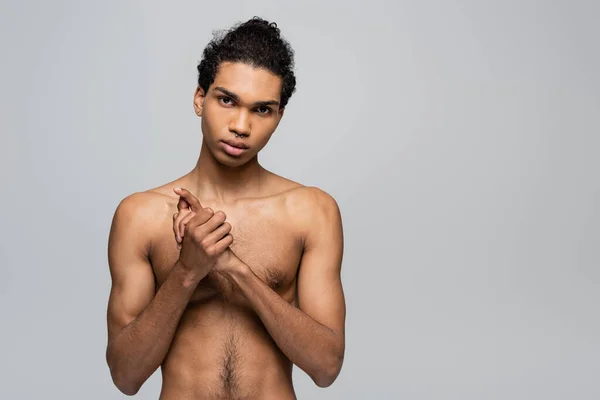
[1,1,599,399]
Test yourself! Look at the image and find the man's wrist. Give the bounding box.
[222,255,251,282]
[173,259,203,288]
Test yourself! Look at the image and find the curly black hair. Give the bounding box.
[197,17,297,108]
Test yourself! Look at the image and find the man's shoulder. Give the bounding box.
[265,171,337,206]
[257,172,340,229]
[112,189,175,229]
[283,185,338,209]
[277,184,341,232]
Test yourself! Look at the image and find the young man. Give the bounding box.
[106,17,345,399]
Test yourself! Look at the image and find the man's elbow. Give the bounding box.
[110,369,142,396]
[107,350,143,396]
[313,352,344,388]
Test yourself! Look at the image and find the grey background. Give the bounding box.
[1,0,599,399]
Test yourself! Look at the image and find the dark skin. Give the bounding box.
[106,62,345,399]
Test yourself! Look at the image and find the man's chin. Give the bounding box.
[215,152,249,168]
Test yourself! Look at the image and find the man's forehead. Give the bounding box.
[211,62,282,102]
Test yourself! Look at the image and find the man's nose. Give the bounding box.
[229,109,251,137]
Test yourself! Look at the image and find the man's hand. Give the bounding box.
[173,191,205,249]
[172,188,234,280]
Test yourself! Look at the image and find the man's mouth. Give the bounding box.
[220,140,248,157]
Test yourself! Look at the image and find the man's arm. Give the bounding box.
[106,193,202,395]
[224,188,346,387]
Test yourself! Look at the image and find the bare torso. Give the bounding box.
[144,174,305,399]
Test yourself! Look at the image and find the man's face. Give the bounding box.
[194,62,285,167]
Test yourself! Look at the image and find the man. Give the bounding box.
[106,17,345,399]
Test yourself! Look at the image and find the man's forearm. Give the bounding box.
[106,261,201,395]
[224,262,344,387]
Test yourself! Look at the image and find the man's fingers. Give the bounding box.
[177,196,190,212]
[185,207,215,232]
[173,209,192,242]
[204,222,232,245]
[214,234,234,254]
[173,188,203,212]
[173,212,179,241]
[179,211,196,241]
[195,211,227,238]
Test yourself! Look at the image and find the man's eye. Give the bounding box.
[220,97,233,105]
[256,106,271,114]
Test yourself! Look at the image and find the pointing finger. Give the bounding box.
[173,187,203,212]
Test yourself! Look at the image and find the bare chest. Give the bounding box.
[149,201,303,304]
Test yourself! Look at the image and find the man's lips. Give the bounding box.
[220,140,248,157]
[222,139,249,149]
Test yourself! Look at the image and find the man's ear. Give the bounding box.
[193,86,206,117]
[278,106,285,120]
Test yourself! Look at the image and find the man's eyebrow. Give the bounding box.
[214,87,240,102]
[254,100,280,107]
[214,86,279,107]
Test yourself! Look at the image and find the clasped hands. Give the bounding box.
[172,187,244,280]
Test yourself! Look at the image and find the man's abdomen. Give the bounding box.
[159,300,296,400]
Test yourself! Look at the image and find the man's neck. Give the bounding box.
[187,139,268,203]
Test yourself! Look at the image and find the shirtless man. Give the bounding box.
[105,18,345,399]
